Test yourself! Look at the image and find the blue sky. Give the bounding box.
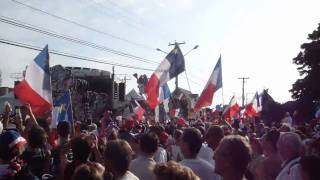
[0,0,319,106]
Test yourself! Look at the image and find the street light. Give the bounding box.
[184,45,199,57]
[156,48,169,54]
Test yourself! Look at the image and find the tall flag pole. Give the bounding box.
[14,45,52,117]
[194,55,222,112]
[145,45,185,109]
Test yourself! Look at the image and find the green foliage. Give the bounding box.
[290,23,320,121]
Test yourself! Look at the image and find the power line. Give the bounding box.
[10,0,156,51]
[88,0,143,28]
[0,16,158,64]
[0,38,155,71]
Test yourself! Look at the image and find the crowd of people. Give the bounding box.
[0,102,320,180]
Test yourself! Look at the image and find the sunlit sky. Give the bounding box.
[0,0,319,106]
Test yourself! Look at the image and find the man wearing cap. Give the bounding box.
[0,131,27,179]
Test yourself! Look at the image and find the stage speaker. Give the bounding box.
[118,82,125,102]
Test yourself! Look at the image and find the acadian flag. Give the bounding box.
[145,45,185,109]
[194,56,222,112]
[14,45,52,116]
[50,91,73,146]
[244,92,260,118]
[51,91,73,127]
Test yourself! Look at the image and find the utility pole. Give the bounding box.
[168,41,186,90]
[238,77,250,108]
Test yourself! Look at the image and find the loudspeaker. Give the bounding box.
[118,82,125,102]
[14,81,20,99]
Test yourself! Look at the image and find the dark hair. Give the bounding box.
[206,125,224,140]
[173,129,183,141]
[300,155,320,180]
[217,135,252,175]
[71,135,92,162]
[265,129,280,150]
[182,128,202,156]
[57,121,71,138]
[105,140,132,176]
[72,163,103,180]
[140,133,159,154]
[28,126,47,148]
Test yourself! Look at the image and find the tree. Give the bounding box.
[290,23,320,121]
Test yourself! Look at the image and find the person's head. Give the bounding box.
[28,126,47,149]
[299,155,320,180]
[57,121,71,139]
[0,131,27,162]
[153,161,200,180]
[205,125,224,150]
[180,128,202,158]
[214,135,252,178]
[72,162,105,180]
[104,140,133,177]
[249,136,263,156]
[279,124,292,132]
[277,132,303,161]
[261,129,280,155]
[139,133,159,156]
[70,135,92,162]
[173,129,183,143]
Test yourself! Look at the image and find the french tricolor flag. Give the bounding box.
[244,92,260,118]
[194,56,222,111]
[223,95,240,123]
[14,45,52,117]
[145,45,185,109]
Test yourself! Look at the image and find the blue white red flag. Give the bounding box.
[145,45,185,109]
[14,45,52,116]
[194,56,222,111]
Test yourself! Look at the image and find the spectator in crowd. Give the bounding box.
[201,125,224,166]
[0,131,28,179]
[276,132,303,180]
[22,126,51,178]
[72,162,105,180]
[153,161,200,180]
[168,129,183,162]
[104,140,139,180]
[214,135,252,180]
[179,128,219,180]
[247,135,264,179]
[52,121,71,175]
[130,133,158,180]
[299,155,320,180]
[256,129,282,180]
[63,135,93,180]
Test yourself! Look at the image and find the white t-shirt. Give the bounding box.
[180,158,220,180]
[130,155,156,180]
[171,145,184,161]
[276,157,301,180]
[117,171,139,180]
[197,143,215,166]
[154,146,167,163]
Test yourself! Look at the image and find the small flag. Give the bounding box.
[244,92,260,118]
[51,91,73,128]
[130,100,145,122]
[194,56,222,111]
[223,96,240,123]
[14,45,52,116]
[145,45,185,109]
